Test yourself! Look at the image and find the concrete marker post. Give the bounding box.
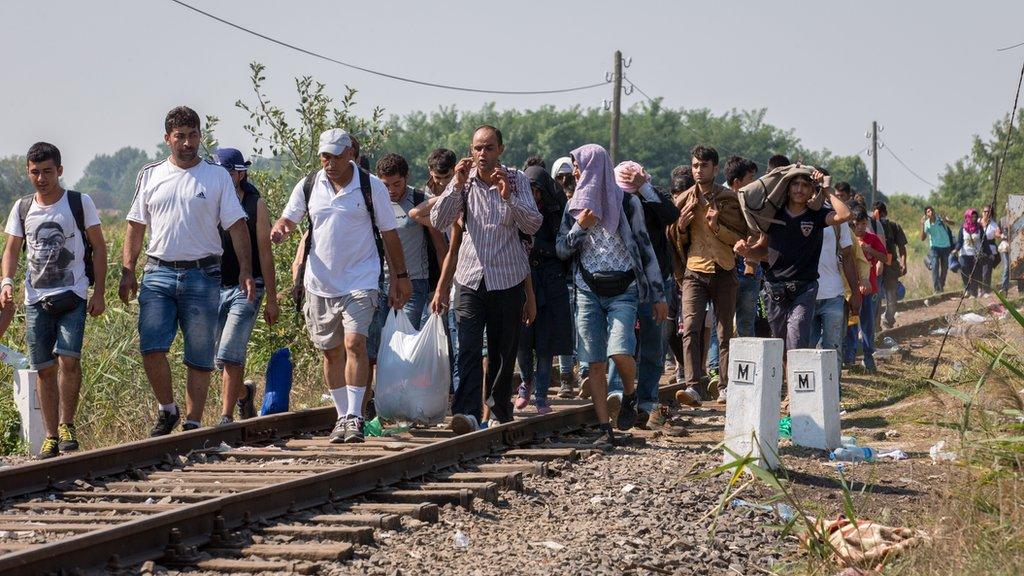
[724,337,784,469]
[787,349,841,451]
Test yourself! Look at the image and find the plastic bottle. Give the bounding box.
[453,530,470,548]
[363,417,383,437]
[829,446,875,462]
[0,344,29,369]
[840,435,857,447]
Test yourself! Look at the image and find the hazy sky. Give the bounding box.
[3,0,1024,197]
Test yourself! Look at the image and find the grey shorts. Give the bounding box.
[303,290,379,350]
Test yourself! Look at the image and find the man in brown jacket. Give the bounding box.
[668,146,748,406]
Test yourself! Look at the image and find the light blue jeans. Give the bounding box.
[608,299,666,413]
[810,295,846,375]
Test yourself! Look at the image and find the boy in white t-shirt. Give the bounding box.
[1,142,108,459]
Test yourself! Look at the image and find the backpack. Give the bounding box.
[412,189,441,291]
[296,168,385,299]
[18,191,95,286]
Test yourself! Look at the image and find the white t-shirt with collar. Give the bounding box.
[281,164,398,298]
[817,223,854,300]
[126,159,247,261]
[5,191,101,305]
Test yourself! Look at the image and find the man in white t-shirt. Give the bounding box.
[272,128,411,444]
[811,191,863,376]
[1,142,108,459]
[120,106,254,437]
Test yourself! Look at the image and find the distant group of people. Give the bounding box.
[5,105,1017,458]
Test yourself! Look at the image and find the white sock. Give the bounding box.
[329,387,348,417]
[159,402,177,415]
[185,419,202,428]
[346,385,366,419]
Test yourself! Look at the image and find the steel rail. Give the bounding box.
[0,383,683,574]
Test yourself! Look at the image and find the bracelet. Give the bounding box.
[0,278,12,289]
[395,271,410,279]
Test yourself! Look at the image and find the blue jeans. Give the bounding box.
[367,278,430,361]
[516,350,553,404]
[215,284,265,368]
[25,294,87,369]
[574,283,638,364]
[568,285,588,378]
[810,295,846,375]
[735,272,760,337]
[765,281,819,352]
[1000,251,1011,293]
[843,293,876,370]
[608,299,666,413]
[930,246,951,293]
[707,305,720,373]
[138,262,221,371]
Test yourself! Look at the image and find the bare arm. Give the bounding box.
[119,221,146,304]
[85,225,108,316]
[227,218,255,301]
[840,245,862,312]
[0,234,23,308]
[380,229,411,309]
[256,200,279,324]
[409,196,440,227]
[430,223,463,314]
[824,192,852,226]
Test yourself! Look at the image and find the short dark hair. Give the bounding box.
[872,201,888,216]
[26,142,61,167]
[853,208,869,223]
[524,155,546,170]
[376,153,409,178]
[671,165,694,193]
[691,145,719,165]
[834,181,852,194]
[350,135,361,158]
[724,156,757,186]
[768,154,790,170]
[164,106,201,134]
[473,124,503,146]
[427,148,457,173]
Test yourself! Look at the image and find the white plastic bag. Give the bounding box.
[374,310,450,425]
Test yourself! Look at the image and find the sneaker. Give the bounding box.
[675,387,702,408]
[36,437,59,459]
[149,409,180,437]
[606,393,622,426]
[514,380,533,410]
[636,408,651,429]
[329,415,349,443]
[647,406,688,437]
[717,388,728,404]
[182,421,200,432]
[217,415,234,426]
[598,423,617,446]
[617,392,638,431]
[578,376,591,399]
[57,423,79,452]
[449,414,479,436]
[536,402,553,415]
[344,417,365,443]
[557,373,575,399]
[237,381,256,420]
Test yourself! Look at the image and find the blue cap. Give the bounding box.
[214,148,251,171]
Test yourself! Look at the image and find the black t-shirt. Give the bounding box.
[763,205,830,283]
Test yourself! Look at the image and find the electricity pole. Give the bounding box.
[870,120,878,207]
[610,50,622,164]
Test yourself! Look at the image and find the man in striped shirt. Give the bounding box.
[430,125,542,433]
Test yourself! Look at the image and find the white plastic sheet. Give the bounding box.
[374,310,450,425]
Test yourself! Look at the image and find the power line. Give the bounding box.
[882,144,936,188]
[167,0,609,95]
[997,40,1024,52]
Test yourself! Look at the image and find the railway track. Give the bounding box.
[0,381,683,575]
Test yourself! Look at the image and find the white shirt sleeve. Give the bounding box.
[280,177,309,224]
[81,193,101,228]
[217,170,247,229]
[5,201,24,238]
[370,178,398,233]
[126,169,150,225]
[839,222,853,249]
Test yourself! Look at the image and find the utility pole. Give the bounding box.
[610,50,622,164]
[870,120,878,207]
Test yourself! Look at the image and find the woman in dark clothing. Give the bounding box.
[514,166,574,413]
[953,208,992,298]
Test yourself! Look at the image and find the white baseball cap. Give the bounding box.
[318,128,353,156]
[551,156,573,177]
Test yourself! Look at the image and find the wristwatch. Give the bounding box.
[395,271,410,279]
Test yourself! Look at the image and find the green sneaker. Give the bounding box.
[57,423,79,452]
[37,437,60,459]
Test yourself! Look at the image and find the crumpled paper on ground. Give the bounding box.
[801,516,929,570]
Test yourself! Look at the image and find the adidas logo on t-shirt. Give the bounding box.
[196,191,206,198]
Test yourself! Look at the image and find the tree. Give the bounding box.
[0,155,31,211]
[74,147,155,210]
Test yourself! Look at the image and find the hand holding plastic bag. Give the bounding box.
[374,310,450,425]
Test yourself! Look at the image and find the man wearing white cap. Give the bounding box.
[272,128,410,444]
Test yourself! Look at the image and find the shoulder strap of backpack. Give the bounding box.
[358,168,386,284]
[413,188,425,206]
[17,194,33,252]
[67,191,89,247]
[298,170,318,271]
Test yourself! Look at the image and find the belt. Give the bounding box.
[149,255,221,269]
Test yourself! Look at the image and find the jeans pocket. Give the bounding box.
[200,264,222,282]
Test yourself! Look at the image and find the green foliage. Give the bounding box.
[0,154,32,210]
[934,109,1024,209]
[74,147,154,210]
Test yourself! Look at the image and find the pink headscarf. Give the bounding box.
[614,161,648,193]
[568,144,623,233]
[963,208,979,235]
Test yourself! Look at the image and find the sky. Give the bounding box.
[2,0,1024,198]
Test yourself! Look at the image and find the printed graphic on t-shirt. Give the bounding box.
[28,221,75,289]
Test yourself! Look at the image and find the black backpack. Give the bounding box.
[295,168,384,300]
[18,191,95,286]
[412,189,441,291]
